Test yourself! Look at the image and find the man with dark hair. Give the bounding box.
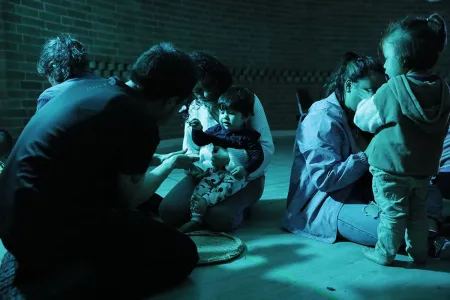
[0,42,199,299]
[36,33,99,111]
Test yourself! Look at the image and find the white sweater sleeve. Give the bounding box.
[182,122,200,155]
[227,95,275,180]
[354,96,384,134]
[183,105,200,155]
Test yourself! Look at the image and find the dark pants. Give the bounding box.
[3,208,199,299]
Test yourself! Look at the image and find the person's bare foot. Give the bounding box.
[179,220,203,233]
[363,247,393,266]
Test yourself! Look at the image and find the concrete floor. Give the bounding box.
[1,137,450,299]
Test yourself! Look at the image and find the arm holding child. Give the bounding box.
[230,134,264,179]
[189,119,250,149]
[187,118,263,179]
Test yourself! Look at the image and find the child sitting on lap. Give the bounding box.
[180,87,264,233]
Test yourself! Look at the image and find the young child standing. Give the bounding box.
[354,13,450,265]
[180,86,264,233]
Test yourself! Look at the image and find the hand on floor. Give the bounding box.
[179,220,204,233]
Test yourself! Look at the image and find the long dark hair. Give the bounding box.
[189,51,233,103]
[37,33,89,84]
[324,52,384,104]
[381,13,447,71]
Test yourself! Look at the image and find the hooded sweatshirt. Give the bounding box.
[354,74,450,176]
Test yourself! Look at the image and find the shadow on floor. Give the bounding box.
[351,283,450,300]
[392,258,450,273]
[152,242,333,300]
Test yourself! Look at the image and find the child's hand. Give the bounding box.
[188,118,203,131]
[211,146,230,169]
[231,166,248,179]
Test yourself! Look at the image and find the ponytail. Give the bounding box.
[427,13,448,53]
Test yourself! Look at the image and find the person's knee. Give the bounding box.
[202,179,264,232]
[204,208,243,232]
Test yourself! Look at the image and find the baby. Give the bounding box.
[179,86,264,232]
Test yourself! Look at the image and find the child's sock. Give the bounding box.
[363,247,394,266]
[191,213,203,223]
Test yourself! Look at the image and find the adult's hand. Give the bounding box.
[211,146,230,169]
[152,149,188,166]
[167,153,199,170]
[160,149,189,163]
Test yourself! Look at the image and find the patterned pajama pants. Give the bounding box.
[190,168,248,221]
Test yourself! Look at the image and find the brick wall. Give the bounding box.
[1,0,450,140]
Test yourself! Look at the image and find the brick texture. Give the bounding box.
[1,0,450,140]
